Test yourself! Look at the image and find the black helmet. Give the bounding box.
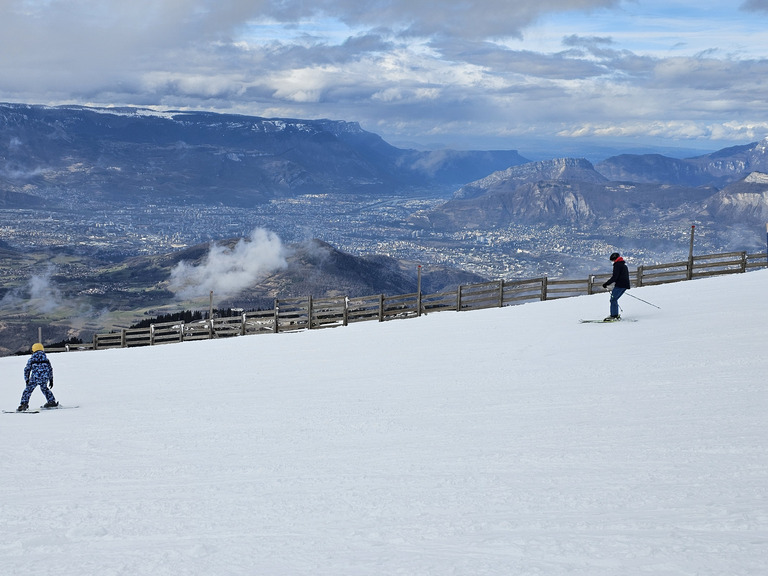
[609,252,620,261]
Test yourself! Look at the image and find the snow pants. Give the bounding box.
[610,287,627,317]
[20,378,56,406]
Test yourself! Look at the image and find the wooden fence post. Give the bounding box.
[273,299,279,333]
[740,251,747,272]
[497,279,504,307]
[343,296,349,326]
[378,294,385,322]
[637,265,644,287]
[308,295,314,329]
[417,265,423,317]
[208,291,214,339]
[541,277,548,301]
[457,285,463,311]
[687,225,695,280]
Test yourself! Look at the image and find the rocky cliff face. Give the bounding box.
[705,172,768,224]
[419,157,717,230]
[454,158,606,200]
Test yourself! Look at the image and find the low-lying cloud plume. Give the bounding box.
[0,265,64,314]
[168,228,288,300]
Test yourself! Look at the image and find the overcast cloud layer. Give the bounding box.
[2,0,768,155]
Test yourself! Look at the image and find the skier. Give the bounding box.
[17,343,58,411]
[602,252,630,321]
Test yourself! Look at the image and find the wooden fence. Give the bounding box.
[50,250,767,353]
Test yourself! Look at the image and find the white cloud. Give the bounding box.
[0,265,64,314]
[742,0,768,12]
[1,0,767,151]
[168,228,288,300]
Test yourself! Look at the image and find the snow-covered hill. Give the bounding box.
[2,270,767,575]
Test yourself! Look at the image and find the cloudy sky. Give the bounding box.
[2,0,768,157]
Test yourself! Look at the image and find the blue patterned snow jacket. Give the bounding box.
[21,350,56,405]
[25,350,53,386]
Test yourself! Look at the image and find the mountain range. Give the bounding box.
[3,102,767,230]
[0,103,528,207]
[418,144,768,231]
[595,140,768,186]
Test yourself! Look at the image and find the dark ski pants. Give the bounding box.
[20,379,56,406]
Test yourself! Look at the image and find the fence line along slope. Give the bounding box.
[56,249,766,352]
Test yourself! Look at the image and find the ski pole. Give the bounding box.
[624,291,661,309]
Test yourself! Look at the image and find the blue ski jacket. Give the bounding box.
[24,350,53,386]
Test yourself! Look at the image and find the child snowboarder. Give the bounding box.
[17,343,58,411]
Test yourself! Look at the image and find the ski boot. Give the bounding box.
[16,403,29,412]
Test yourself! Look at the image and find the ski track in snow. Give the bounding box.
[1,270,767,575]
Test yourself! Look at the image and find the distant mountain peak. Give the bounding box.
[454,157,604,200]
[597,137,768,186]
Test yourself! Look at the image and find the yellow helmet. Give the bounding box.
[31,343,44,353]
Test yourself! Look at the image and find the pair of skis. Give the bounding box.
[3,405,79,414]
[579,318,638,324]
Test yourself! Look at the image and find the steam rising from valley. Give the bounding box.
[168,228,288,300]
[0,266,63,314]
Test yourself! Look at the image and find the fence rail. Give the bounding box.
[48,250,767,353]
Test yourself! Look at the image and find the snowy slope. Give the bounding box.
[1,270,767,575]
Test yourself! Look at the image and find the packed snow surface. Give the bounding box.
[2,270,767,575]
